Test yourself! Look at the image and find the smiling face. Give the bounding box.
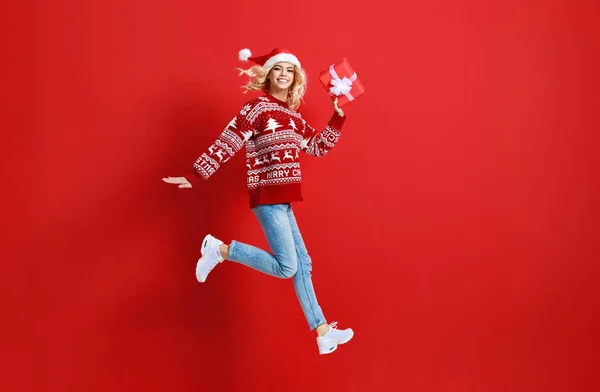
[267,62,295,93]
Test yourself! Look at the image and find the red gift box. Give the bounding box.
[318,57,364,107]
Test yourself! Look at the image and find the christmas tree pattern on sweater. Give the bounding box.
[192,94,346,207]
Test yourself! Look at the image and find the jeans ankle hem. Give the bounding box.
[309,319,327,331]
[228,240,238,260]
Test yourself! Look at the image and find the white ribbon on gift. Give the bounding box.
[328,64,357,102]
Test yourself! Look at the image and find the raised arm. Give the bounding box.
[301,98,347,157]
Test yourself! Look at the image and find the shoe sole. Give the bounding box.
[319,345,338,355]
[196,255,209,283]
[196,235,212,283]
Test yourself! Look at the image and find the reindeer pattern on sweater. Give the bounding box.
[193,94,346,207]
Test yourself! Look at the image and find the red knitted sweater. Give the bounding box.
[188,93,346,208]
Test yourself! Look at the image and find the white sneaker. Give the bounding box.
[316,322,354,355]
[196,234,224,283]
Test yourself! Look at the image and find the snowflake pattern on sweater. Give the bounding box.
[192,94,346,208]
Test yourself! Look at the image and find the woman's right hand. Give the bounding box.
[162,176,192,188]
[332,97,345,117]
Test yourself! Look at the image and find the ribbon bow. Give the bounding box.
[328,64,357,102]
[330,76,354,96]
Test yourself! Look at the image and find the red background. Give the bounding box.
[2,0,599,391]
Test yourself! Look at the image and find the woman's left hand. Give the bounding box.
[332,97,345,117]
[162,176,192,188]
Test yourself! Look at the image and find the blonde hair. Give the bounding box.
[237,64,307,111]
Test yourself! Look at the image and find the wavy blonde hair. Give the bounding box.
[237,64,307,111]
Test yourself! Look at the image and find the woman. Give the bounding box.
[163,48,354,355]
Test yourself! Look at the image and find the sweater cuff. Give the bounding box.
[328,112,347,130]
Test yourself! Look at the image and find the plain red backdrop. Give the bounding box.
[2,0,599,391]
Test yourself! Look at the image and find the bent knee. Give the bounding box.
[274,253,297,279]
[280,265,297,279]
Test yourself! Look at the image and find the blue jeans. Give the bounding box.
[228,203,326,330]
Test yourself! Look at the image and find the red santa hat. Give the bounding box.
[238,48,302,70]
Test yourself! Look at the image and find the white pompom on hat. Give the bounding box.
[238,48,302,70]
[239,48,252,62]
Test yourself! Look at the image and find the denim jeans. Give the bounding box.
[228,203,326,330]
